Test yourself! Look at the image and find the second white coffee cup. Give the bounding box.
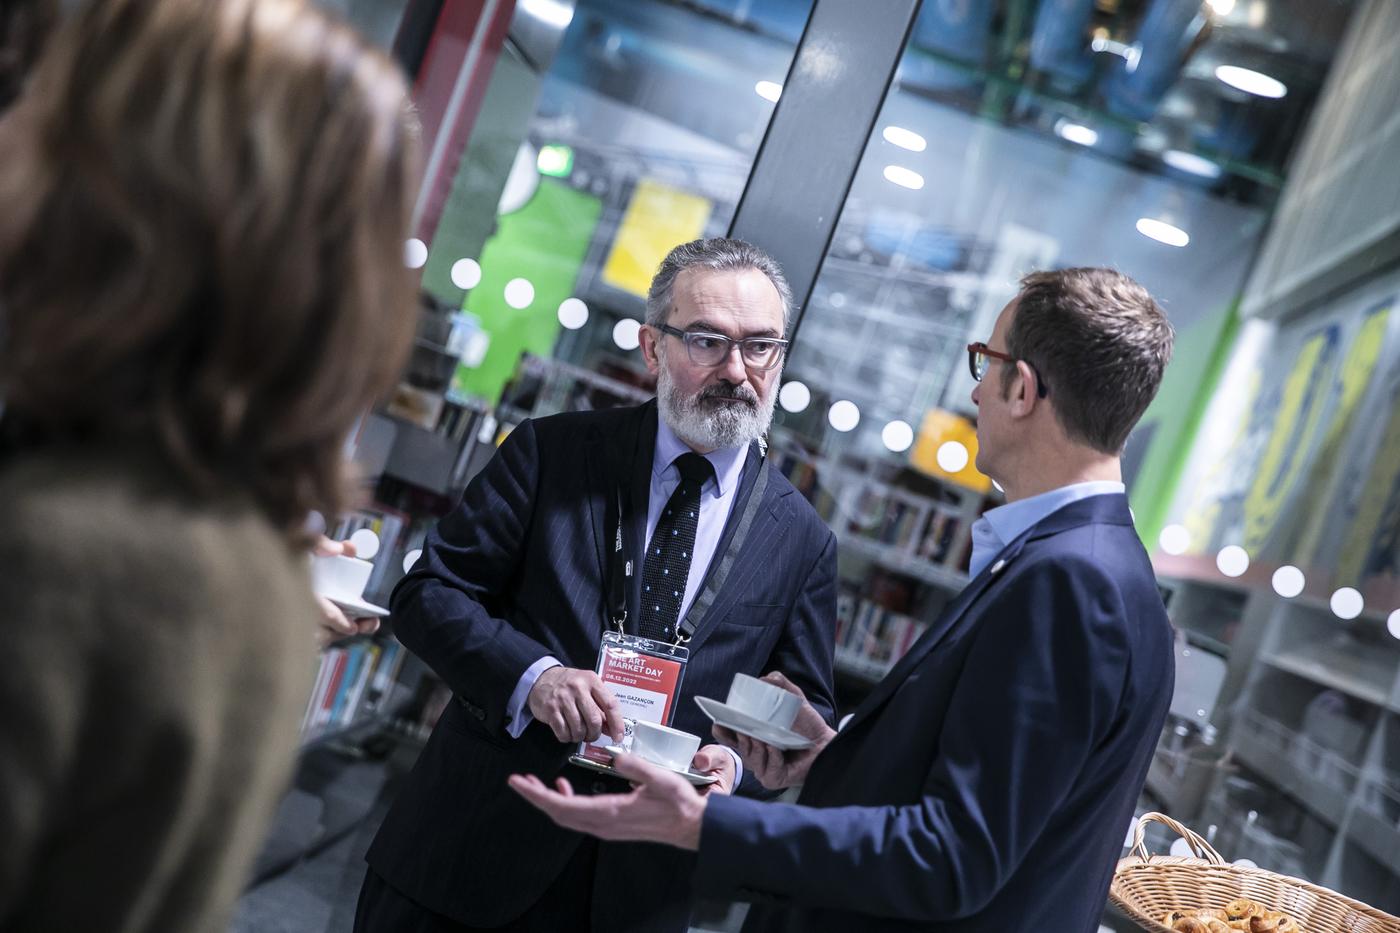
[629,720,701,772]
[310,554,373,601]
[726,673,800,730]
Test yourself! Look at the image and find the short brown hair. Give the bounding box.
[0,0,420,543]
[1003,268,1174,453]
[0,0,56,111]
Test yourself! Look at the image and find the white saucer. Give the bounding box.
[322,592,390,619]
[568,749,718,786]
[694,696,814,750]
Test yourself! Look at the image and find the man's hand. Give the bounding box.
[713,671,836,790]
[508,753,705,850]
[313,537,379,644]
[527,667,625,744]
[690,745,736,797]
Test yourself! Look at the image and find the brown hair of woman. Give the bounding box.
[0,0,421,542]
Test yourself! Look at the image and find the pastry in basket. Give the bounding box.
[1226,899,1265,920]
[1165,909,1232,932]
[1249,914,1298,933]
[1170,919,1210,933]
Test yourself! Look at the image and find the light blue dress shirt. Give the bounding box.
[968,481,1127,580]
[504,417,750,786]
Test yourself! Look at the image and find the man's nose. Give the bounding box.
[717,343,749,384]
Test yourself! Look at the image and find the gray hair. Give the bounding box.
[644,237,793,332]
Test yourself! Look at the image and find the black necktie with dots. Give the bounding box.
[638,452,715,642]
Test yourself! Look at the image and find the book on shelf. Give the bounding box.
[834,586,928,677]
[300,639,406,741]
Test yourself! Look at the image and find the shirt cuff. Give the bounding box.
[505,656,563,739]
[721,744,744,788]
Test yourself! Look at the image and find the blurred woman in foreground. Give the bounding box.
[0,0,418,929]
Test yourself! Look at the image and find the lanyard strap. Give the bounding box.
[608,447,769,644]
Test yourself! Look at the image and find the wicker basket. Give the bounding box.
[1110,812,1400,933]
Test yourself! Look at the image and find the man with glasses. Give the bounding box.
[356,238,837,933]
[513,267,1178,933]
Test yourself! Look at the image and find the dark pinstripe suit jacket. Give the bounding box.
[366,401,838,931]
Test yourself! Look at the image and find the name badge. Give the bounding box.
[576,631,689,766]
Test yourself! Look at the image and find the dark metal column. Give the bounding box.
[728,0,922,344]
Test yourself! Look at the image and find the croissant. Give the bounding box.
[1173,919,1211,933]
[1207,921,1232,933]
[1227,899,1265,920]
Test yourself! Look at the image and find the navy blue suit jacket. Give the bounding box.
[695,494,1172,932]
[366,401,838,930]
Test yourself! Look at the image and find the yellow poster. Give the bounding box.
[1241,326,1339,554]
[601,179,713,299]
[1293,304,1390,562]
[910,409,991,493]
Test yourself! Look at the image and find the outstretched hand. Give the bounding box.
[508,753,706,851]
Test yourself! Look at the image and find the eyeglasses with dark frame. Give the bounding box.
[658,324,789,372]
[966,342,1050,398]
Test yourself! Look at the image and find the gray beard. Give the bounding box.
[656,359,777,452]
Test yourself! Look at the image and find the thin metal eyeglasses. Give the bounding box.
[966,341,1049,398]
[659,324,789,372]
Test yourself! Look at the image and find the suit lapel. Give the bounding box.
[583,402,656,633]
[833,538,1026,740]
[583,430,611,595]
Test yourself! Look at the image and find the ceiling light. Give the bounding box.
[1271,565,1305,598]
[612,318,640,350]
[1055,121,1099,147]
[1207,0,1236,15]
[882,126,927,152]
[350,528,381,560]
[1136,217,1190,248]
[883,165,924,190]
[1215,65,1287,99]
[1163,150,1222,179]
[404,238,428,269]
[1158,524,1190,556]
[451,258,482,290]
[504,278,535,309]
[936,441,969,473]
[779,381,811,413]
[754,81,782,103]
[1330,587,1363,620]
[827,400,860,432]
[882,420,914,453]
[557,298,588,330]
[519,0,573,30]
[1216,545,1248,578]
[1388,609,1400,640]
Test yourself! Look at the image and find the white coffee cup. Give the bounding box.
[310,554,372,601]
[726,673,800,730]
[629,720,701,772]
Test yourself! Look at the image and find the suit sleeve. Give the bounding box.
[695,557,1129,922]
[734,528,838,798]
[389,419,554,735]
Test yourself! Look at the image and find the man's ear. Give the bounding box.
[1009,359,1040,417]
[639,324,662,377]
